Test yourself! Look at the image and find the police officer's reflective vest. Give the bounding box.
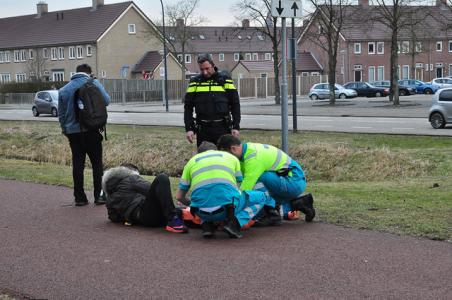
[240,143,293,191]
[183,73,240,132]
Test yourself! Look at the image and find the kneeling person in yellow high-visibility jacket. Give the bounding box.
[217,134,315,223]
[176,142,275,238]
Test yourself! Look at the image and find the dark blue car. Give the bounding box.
[398,79,439,94]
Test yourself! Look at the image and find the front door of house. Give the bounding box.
[354,70,362,82]
[436,67,443,78]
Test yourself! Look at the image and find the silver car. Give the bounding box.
[309,83,357,100]
[32,90,59,117]
[429,88,452,129]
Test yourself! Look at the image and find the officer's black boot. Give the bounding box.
[291,193,316,222]
[223,204,242,238]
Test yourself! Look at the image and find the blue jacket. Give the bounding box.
[58,73,110,134]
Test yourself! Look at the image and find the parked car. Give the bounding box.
[343,82,389,97]
[429,87,452,129]
[431,77,452,90]
[32,90,59,117]
[308,83,358,100]
[412,81,439,94]
[371,80,416,96]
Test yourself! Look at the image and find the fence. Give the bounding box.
[0,75,328,105]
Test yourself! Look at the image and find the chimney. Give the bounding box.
[176,18,185,28]
[36,1,48,18]
[242,19,250,28]
[91,0,104,11]
[358,0,369,6]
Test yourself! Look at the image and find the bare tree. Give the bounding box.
[26,48,47,82]
[164,0,207,81]
[233,0,282,104]
[371,0,427,105]
[302,0,354,105]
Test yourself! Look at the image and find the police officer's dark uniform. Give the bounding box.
[184,67,240,147]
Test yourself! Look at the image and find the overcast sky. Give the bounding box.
[0,0,240,26]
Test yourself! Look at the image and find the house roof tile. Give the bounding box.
[296,52,323,71]
[0,2,132,49]
[132,51,162,73]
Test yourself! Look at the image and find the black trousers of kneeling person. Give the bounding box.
[196,121,231,147]
[67,130,103,202]
[134,174,177,227]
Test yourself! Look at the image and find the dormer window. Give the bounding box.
[199,35,205,40]
[257,35,264,41]
[191,36,195,40]
[237,35,242,40]
[247,35,251,40]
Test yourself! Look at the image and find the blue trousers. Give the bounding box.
[254,163,306,205]
[196,190,275,227]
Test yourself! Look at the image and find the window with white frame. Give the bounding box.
[86,45,93,57]
[402,65,409,79]
[368,66,375,82]
[43,48,49,59]
[425,64,429,71]
[177,54,183,63]
[449,41,452,52]
[377,66,384,81]
[58,47,64,60]
[449,64,452,76]
[265,53,271,60]
[20,50,27,61]
[0,73,11,83]
[15,73,26,82]
[29,49,34,60]
[397,65,401,80]
[397,42,401,53]
[430,63,433,71]
[219,53,224,62]
[245,53,252,60]
[401,41,409,53]
[52,71,64,82]
[185,54,191,64]
[128,24,136,34]
[0,52,4,63]
[252,53,259,61]
[51,48,58,60]
[101,70,107,78]
[5,51,11,62]
[377,42,384,54]
[76,46,83,58]
[354,43,361,54]
[368,42,375,54]
[436,41,442,52]
[415,42,422,53]
[69,47,76,59]
[14,50,20,62]
[233,53,240,61]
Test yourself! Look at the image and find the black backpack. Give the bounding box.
[75,78,108,139]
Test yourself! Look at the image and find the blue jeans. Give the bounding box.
[195,190,275,227]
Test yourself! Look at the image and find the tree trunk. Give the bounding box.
[390,28,400,105]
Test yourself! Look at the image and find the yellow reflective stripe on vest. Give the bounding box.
[192,178,237,190]
[186,85,226,93]
[192,165,236,178]
[224,83,236,90]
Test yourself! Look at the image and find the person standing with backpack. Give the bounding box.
[58,64,110,206]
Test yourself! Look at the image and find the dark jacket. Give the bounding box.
[102,166,150,223]
[184,72,240,132]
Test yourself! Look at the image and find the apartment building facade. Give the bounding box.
[298,0,452,84]
[0,0,165,83]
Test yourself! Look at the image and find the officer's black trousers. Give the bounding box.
[197,123,231,147]
[67,131,103,202]
[136,174,177,227]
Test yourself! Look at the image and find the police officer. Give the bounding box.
[217,134,316,223]
[184,54,240,147]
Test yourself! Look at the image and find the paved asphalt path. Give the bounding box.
[1,179,451,299]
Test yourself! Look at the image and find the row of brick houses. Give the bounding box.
[0,0,451,84]
[298,0,452,84]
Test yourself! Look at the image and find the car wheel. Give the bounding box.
[339,93,346,99]
[51,108,58,117]
[310,94,318,100]
[32,107,39,117]
[430,112,446,129]
[424,88,433,94]
[399,90,406,96]
[375,92,382,97]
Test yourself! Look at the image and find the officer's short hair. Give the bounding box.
[197,141,217,153]
[197,53,214,66]
[217,134,241,151]
[76,64,92,74]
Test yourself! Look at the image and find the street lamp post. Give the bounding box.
[159,0,169,112]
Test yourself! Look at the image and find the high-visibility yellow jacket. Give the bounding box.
[240,143,294,191]
[179,150,243,208]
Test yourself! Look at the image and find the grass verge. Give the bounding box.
[0,121,451,241]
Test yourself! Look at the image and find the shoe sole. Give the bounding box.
[223,227,242,238]
[165,226,188,233]
[202,232,214,238]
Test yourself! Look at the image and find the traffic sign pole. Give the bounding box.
[281,17,288,153]
[291,17,297,132]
